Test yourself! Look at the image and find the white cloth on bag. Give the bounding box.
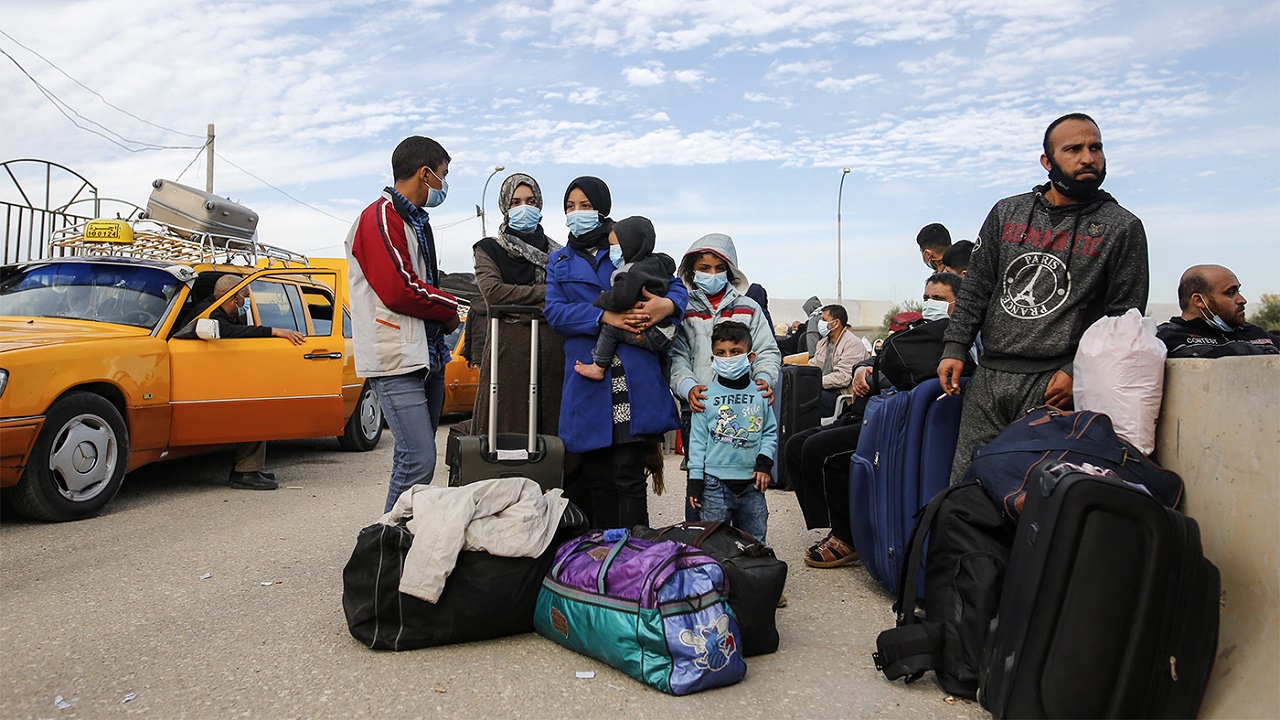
[379,477,569,603]
[1073,308,1167,455]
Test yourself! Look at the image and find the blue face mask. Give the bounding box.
[921,299,951,323]
[693,271,727,295]
[711,353,751,380]
[424,168,448,208]
[506,204,541,232]
[608,244,624,268]
[565,210,600,237]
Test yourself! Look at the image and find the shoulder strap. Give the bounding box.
[894,482,974,623]
[971,438,1129,465]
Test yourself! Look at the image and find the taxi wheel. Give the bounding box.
[338,381,383,452]
[5,392,129,522]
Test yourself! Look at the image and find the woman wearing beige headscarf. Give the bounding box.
[471,173,565,436]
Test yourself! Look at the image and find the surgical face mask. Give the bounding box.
[921,299,951,322]
[565,210,600,237]
[506,204,541,232]
[608,244,624,268]
[693,271,727,295]
[1197,296,1233,332]
[711,353,751,380]
[817,319,831,337]
[424,168,448,208]
[1047,157,1105,201]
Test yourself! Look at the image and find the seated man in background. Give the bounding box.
[790,275,969,569]
[183,275,306,490]
[807,304,866,415]
[1157,264,1278,357]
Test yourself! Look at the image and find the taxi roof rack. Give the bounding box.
[49,218,310,268]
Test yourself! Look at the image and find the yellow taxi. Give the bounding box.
[0,218,383,521]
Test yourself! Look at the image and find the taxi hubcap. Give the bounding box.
[49,414,118,500]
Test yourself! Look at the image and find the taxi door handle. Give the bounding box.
[304,351,343,360]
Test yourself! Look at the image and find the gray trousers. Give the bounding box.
[949,365,1056,484]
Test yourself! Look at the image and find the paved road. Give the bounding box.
[1,423,988,719]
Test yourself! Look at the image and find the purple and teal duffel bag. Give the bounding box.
[534,530,747,695]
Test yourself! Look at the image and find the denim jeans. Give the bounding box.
[700,474,769,544]
[372,368,445,512]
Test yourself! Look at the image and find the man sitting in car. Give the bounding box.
[182,275,306,490]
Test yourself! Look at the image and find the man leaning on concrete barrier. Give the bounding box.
[1156,264,1278,358]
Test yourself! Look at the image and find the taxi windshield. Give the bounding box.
[0,262,182,330]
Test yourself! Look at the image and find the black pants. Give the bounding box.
[785,422,863,545]
[566,442,650,530]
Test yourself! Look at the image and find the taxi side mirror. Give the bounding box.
[194,318,221,340]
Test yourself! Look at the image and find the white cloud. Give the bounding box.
[815,74,880,92]
[624,64,668,86]
[767,60,834,78]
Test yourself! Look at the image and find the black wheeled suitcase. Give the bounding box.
[774,364,822,489]
[454,305,564,490]
[143,179,259,241]
[979,460,1220,719]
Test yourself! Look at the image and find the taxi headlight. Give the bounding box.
[0,369,7,398]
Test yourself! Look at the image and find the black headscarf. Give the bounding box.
[564,176,614,255]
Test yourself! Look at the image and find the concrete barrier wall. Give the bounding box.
[1155,356,1280,719]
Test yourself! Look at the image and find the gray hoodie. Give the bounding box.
[942,185,1149,374]
[801,295,823,354]
[669,233,782,404]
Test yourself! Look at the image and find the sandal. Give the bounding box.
[804,536,859,568]
[807,532,833,556]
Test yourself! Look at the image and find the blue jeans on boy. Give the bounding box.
[699,473,768,544]
[372,368,445,512]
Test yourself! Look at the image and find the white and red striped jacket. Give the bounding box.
[344,189,458,378]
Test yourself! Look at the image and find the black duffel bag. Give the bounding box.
[343,502,588,651]
[631,521,788,656]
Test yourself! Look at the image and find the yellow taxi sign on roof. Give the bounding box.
[84,218,134,244]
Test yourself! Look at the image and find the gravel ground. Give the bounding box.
[0,421,989,719]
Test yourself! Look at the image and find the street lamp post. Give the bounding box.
[479,165,505,237]
[837,167,851,305]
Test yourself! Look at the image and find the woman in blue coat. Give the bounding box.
[545,176,687,528]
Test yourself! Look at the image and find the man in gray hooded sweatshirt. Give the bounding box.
[938,113,1149,482]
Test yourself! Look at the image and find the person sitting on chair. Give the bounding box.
[807,304,865,416]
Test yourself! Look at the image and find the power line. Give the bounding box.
[1,46,204,152]
[174,138,214,184]
[214,151,350,224]
[0,28,203,140]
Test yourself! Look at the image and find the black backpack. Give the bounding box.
[875,318,974,392]
[873,482,1015,698]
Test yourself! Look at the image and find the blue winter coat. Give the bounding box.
[545,246,688,453]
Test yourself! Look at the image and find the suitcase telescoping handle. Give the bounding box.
[486,305,544,456]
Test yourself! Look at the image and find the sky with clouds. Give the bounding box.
[2,0,1277,312]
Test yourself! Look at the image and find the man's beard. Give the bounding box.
[1047,157,1106,200]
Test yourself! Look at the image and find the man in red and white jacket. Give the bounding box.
[346,135,460,512]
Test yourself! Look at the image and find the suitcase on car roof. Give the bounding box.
[143,178,259,241]
[453,305,564,491]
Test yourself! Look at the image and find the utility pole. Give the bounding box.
[206,124,215,193]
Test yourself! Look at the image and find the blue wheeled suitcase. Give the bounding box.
[848,379,966,593]
[979,460,1219,718]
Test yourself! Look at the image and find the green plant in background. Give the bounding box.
[1248,293,1280,331]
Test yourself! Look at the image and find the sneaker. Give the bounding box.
[229,471,278,490]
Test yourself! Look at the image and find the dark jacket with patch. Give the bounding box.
[942,184,1148,374]
[1156,316,1279,358]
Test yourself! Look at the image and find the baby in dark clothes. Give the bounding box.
[574,215,677,381]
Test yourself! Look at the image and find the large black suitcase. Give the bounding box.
[454,305,564,490]
[143,179,259,241]
[774,364,822,489]
[979,460,1220,718]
